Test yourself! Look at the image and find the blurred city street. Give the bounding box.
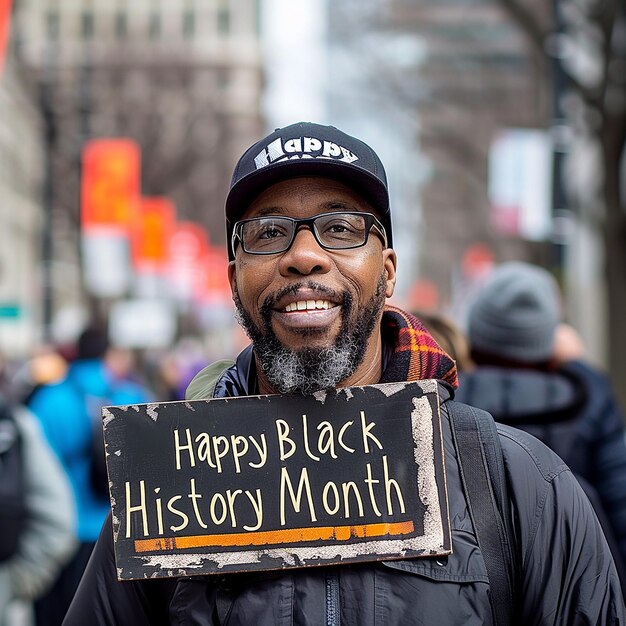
[1,1,625,390]
[0,1,625,624]
[1,0,624,397]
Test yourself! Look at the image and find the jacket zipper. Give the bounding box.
[325,571,340,626]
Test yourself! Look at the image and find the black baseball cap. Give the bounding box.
[225,122,392,260]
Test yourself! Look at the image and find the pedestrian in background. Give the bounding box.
[27,326,152,626]
[12,346,68,406]
[413,310,475,373]
[0,354,75,626]
[456,261,626,588]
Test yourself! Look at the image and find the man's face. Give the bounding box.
[229,176,397,394]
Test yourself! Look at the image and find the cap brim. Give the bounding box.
[227,159,389,222]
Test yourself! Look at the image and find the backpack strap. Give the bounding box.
[448,401,517,625]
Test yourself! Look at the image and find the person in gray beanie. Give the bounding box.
[467,262,561,364]
[458,261,626,590]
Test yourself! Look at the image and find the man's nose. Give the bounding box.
[278,226,332,276]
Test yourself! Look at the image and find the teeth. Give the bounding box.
[285,300,332,312]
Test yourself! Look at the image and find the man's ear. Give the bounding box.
[383,248,397,298]
[228,261,237,298]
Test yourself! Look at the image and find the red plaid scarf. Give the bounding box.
[380,305,458,388]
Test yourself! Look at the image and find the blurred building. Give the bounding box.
[395,1,553,305]
[327,0,553,312]
[0,58,45,355]
[10,0,264,341]
[360,0,623,376]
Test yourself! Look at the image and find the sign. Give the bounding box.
[131,197,176,273]
[108,299,177,350]
[81,139,141,233]
[0,303,20,319]
[103,380,451,580]
[461,244,494,279]
[167,222,211,303]
[0,0,12,78]
[488,128,552,241]
[200,245,231,304]
[81,231,131,298]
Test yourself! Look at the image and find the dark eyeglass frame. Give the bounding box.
[231,211,389,256]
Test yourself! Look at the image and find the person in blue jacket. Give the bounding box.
[28,326,152,626]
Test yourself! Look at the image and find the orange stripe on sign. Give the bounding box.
[134,521,415,553]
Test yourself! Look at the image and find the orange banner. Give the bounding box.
[81,139,141,233]
[0,0,12,78]
[202,245,231,302]
[131,197,176,272]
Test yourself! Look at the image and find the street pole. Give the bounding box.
[549,0,569,283]
[77,48,104,327]
[40,65,56,343]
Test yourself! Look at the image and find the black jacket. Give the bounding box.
[456,360,626,572]
[64,348,625,625]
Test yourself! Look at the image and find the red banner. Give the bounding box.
[131,197,176,273]
[0,0,12,78]
[202,245,231,303]
[168,222,211,302]
[169,222,210,263]
[81,139,141,233]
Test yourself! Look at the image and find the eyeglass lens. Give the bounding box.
[241,213,370,253]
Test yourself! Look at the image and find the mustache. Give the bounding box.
[260,281,346,316]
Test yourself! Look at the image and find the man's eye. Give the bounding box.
[327,223,350,233]
[259,226,286,239]
[322,220,360,235]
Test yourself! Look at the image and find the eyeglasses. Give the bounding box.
[232,211,388,256]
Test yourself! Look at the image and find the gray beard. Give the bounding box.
[234,276,387,395]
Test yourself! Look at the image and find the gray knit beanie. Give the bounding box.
[467,262,561,363]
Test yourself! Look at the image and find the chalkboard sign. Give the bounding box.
[103,379,451,580]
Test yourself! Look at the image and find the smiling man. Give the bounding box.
[65,123,624,625]
[230,177,394,394]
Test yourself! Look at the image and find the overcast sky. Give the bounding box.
[260,0,329,130]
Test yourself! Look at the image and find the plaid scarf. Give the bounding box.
[380,305,458,388]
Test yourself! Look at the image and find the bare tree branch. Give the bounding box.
[497,0,551,52]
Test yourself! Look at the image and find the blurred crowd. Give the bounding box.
[0,328,220,626]
[1,260,626,625]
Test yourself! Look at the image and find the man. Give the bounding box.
[65,123,624,625]
[456,261,626,588]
